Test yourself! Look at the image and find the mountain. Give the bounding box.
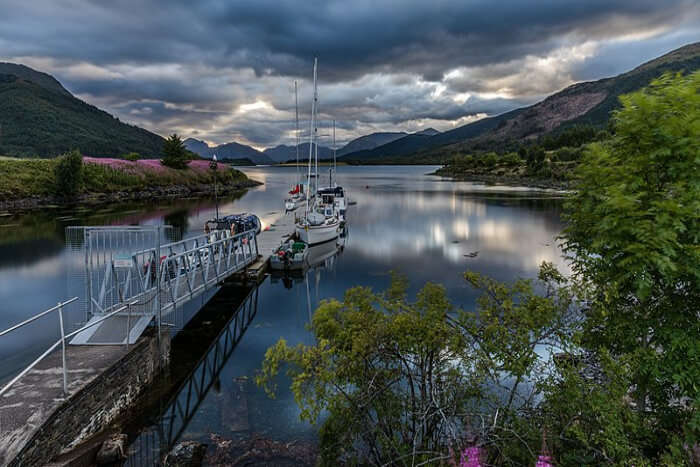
[336,132,407,156]
[0,62,165,157]
[414,128,440,136]
[341,42,700,162]
[184,138,273,165]
[263,143,334,162]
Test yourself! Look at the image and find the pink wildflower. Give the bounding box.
[536,454,554,467]
[460,446,484,467]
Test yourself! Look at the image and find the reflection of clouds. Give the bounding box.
[452,219,470,239]
[347,187,567,273]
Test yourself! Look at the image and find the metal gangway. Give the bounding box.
[70,226,259,345]
[125,286,260,466]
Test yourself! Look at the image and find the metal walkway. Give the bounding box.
[70,227,259,345]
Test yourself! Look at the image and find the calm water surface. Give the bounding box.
[0,165,567,451]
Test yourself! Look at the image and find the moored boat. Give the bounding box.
[270,239,309,270]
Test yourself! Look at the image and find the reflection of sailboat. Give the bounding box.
[304,239,344,321]
[295,58,341,245]
[306,238,342,269]
[285,81,306,211]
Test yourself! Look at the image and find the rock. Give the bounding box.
[206,433,317,466]
[95,433,127,464]
[164,441,207,467]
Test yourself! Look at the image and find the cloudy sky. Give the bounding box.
[1,0,698,149]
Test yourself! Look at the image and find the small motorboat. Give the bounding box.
[270,239,309,270]
[205,213,261,235]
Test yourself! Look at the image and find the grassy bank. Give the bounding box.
[0,156,260,207]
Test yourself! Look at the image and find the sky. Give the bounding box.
[1,0,698,150]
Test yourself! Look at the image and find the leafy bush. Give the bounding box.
[161,134,190,169]
[525,145,546,172]
[551,146,582,162]
[481,151,499,167]
[501,152,522,166]
[123,152,141,161]
[54,149,83,196]
[564,71,700,461]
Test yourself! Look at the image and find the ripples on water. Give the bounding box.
[0,165,567,451]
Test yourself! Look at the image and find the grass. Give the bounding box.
[0,156,251,200]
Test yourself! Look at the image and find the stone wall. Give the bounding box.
[9,331,170,467]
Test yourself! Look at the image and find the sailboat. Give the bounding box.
[295,58,341,245]
[317,120,348,222]
[285,81,306,211]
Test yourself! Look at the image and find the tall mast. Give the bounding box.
[294,80,299,185]
[314,69,319,194]
[306,58,318,214]
[332,120,336,187]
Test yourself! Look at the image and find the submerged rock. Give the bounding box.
[164,441,207,466]
[206,433,317,466]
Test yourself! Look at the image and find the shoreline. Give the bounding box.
[0,179,262,213]
[429,168,571,191]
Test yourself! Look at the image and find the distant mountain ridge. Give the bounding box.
[336,132,408,156]
[184,138,274,165]
[264,143,334,162]
[340,42,700,162]
[0,62,165,157]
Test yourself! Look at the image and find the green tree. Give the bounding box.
[123,152,140,161]
[502,152,522,166]
[526,145,546,172]
[161,133,189,169]
[563,71,700,459]
[258,267,577,465]
[53,149,83,196]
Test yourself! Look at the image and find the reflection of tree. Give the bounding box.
[164,209,188,242]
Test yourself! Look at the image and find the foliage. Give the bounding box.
[258,267,578,466]
[161,134,190,169]
[123,152,141,161]
[550,146,583,162]
[563,71,700,459]
[539,125,604,151]
[501,152,522,166]
[53,149,83,196]
[525,145,546,173]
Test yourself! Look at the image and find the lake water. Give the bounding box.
[0,165,567,460]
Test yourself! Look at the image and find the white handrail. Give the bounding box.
[0,300,138,399]
[0,297,79,338]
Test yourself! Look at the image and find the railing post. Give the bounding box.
[58,302,68,396]
[126,302,131,350]
[156,227,162,365]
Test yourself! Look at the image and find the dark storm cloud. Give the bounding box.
[0,0,698,146]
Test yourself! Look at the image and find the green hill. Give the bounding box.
[0,63,165,158]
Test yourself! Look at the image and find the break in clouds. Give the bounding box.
[1,0,699,148]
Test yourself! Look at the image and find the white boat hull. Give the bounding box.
[296,221,340,245]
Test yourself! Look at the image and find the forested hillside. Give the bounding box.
[0,63,164,158]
